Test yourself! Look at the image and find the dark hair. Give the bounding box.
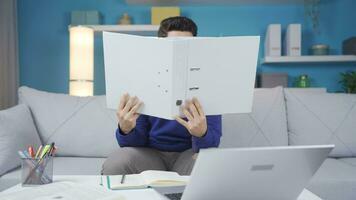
[158,16,198,37]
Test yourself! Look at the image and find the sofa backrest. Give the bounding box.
[22,86,350,158]
[220,86,288,148]
[19,86,118,157]
[20,86,290,157]
[284,89,356,157]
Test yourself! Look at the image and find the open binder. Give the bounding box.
[103,32,260,120]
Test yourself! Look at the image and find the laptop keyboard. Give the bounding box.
[164,193,183,200]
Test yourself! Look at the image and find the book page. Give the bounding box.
[140,170,189,187]
[109,174,147,189]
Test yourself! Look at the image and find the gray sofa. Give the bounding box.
[1,86,356,199]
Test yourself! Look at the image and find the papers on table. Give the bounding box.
[0,182,124,200]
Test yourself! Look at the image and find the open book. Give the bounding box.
[100,170,189,190]
[103,32,260,120]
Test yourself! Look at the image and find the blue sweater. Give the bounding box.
[116,115,222,152]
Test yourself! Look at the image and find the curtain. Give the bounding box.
[0,0,19,110]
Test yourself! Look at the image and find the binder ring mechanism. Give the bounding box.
[190,67,200,71]
[189,68,200,91]
[189,87,199,91]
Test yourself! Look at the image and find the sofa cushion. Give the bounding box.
[307,158,356,200]
[283,88,327,94]
[285,90,356,157]
[0,104,42,176]
[220,87,288,147]
[18,86,118,157]
[338,158,356,167]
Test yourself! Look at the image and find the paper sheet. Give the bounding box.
[0,182,124,200]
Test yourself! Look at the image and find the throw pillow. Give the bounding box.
[0,104,41,176]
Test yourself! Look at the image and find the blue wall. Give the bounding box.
[18,0,356,94]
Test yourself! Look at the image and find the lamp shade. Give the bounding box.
[69,26,94,96]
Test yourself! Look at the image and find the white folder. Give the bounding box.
[103,32,260,120]
[265,24,281,57]
[285,24,302,56]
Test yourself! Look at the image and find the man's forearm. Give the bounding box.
[116,127,148,147]
[191,115,222,152]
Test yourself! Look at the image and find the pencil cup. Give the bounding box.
[21,157,53,186]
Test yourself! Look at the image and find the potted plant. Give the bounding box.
[339,71,356,94]
[304,0,321,34]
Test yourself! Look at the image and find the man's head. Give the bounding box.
[158,16,198,38]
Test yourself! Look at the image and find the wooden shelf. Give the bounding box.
[261,55,356,64]
[126,0,307,5]
[86,25,159,32]
[69,25,159,36]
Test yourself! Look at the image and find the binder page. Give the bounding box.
[185,36,260,115]
[103,32,174,119]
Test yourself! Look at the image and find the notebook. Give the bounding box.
[103,32,260,120]
[100,170,189,190]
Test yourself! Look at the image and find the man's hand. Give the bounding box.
[175,97,208,138]
[117,93,142,134]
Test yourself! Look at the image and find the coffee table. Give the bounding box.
[1,175,322,200]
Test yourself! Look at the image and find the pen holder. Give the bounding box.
[21,156,53,186]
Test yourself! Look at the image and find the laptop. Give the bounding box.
[159,145,334,200]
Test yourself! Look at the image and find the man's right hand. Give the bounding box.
[117,93,142,134]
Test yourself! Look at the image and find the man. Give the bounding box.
[102,16,222,176]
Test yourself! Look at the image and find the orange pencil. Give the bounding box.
[28,146,35,158]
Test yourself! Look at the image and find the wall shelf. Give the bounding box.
[126,0,307,5]
[69,25,159,35]
[261,55,356,64]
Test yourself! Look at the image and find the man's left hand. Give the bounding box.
[175,97,207,138]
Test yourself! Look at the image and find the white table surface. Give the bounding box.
[1,175,322,200]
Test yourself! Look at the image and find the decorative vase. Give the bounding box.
[310,44,329,55]
[118,13,131,25]
[296,74,311,88]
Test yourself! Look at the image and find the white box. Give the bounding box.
[265,24,281,57]
[285,24,302,56]
[103,32,260,120]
